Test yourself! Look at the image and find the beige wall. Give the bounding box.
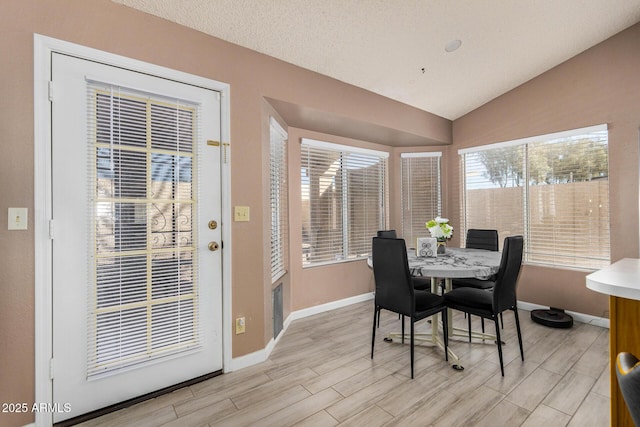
[0,1,449,425]
[450,22,640,318]
[2,1,638,424]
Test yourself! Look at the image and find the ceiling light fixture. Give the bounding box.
[445,39,462,53]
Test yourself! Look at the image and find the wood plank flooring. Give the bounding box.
[78,301,610,426]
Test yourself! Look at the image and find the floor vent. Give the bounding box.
[273,283,283,338]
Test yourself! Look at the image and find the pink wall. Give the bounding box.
[0,1,449,424]
[450,22,640,318]
[1,1,637,425]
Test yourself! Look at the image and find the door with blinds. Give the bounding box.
[51,53,223,422]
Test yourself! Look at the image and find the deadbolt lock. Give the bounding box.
[208,220,218,230]
[208,241,220,251]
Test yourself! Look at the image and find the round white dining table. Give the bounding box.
[406,247,501,281]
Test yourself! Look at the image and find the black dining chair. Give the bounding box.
[616,352,640,426]
[451,229,500,334]
[371,237,448,378]
[376,229,398,239]
[377,230,431,291]
[465,229,500,252]
[443,235,524,376]
[452,229,499,290]
[374,230,435,330]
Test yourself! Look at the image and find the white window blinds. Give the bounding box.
[301,139,388,266]
[461,145,526,248]
[401,153,442,248]
[460,124,609,269]
[270,118,288,283]
[87,82,200,377]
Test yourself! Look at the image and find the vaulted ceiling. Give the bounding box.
[113,0,640,120]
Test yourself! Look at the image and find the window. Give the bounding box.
[301,139,388,266]
[401,152,442,248]
[270,118,288,283]
[460,124,609,269]
[88,83,200,375]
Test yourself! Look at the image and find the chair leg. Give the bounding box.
[494,317,504,376]
[514,308,524,361]
[500,312,504,329]
[401,315,405,344]
[376,307,381,328]
[410,319,415,379]
[442,310,449,362]
[468,314,472,342]
[371,306,377,359]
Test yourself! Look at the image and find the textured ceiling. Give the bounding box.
[112,0,640,120]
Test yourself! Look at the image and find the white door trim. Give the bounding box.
[33,34,232,427]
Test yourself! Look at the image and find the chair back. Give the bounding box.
[466,229,499,251]
[377,230,397,238]
[616,352,640,426]
[372,237,414,316]
[492,236,524,313]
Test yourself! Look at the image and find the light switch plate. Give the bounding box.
[8,207,28,230]
[235,317,246,334]
[234,206,250,222]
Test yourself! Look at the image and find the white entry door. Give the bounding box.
[51,53,223,422]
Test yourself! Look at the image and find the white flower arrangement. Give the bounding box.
[425,216,453,241]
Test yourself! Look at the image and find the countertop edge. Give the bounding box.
[586,258,640,301]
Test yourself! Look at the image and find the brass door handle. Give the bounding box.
[208,241,219,251]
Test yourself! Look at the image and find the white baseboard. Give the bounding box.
[226,292,374,372]
[289,292,374,321]
[225,347,268,372]
[518,301,609,329]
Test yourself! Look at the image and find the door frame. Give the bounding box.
[34,34,232,427]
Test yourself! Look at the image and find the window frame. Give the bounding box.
[459,124,610,270]
[300,138,389,267]
[87,82,202,377]
[269,117,288,283]
[400,152,442,248]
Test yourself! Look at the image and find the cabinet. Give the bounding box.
[586,259,640,427]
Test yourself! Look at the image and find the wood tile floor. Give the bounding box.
[78,301,610,427]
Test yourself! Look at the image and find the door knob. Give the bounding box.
[208,220,218,230]
[208,241,220,251]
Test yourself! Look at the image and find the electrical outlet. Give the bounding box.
[235,317,246,334]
